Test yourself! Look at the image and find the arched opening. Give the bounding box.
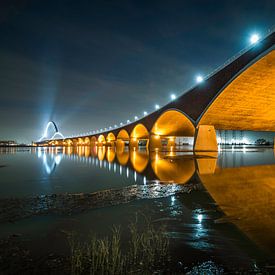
[116,129,130,151]
[84,137,91,145]
[150,151,195,183]
[65,139,73,146]
[198,50,275,151]
[150,110,195,151]
[78,137,84,146]
[130,149,149,173]
[106,132,116,147]
[98,135,106,147]
[130,124,149,149]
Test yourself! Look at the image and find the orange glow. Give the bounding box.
[116,149,129,165]
[84,137,91,145]
[97,146,106,160]
[199,50,275,131]
[150,152,195,183]
[130,124,149,139]
[107,132,116,142]
[106,147,115,162]
[98,135,106,144]
[117,129,130,140]
[151,110,195,137]
[199,164,275,256]
[130,149,149,173]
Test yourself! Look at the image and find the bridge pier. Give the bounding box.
[193,125,218,152]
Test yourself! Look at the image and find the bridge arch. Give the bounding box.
[198,49,275,131]
[116,129,130,151]
[65,139,73,146]
[78,137,84,146]
[84,137,91,145]
[150,109,195,150]
[106,132,116,147]
[130,123,149,149]
[39,121,64,142]
[98,135,106,146]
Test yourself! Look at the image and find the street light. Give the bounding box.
[134,116,138,120]
[170,94,176,100]
[155,104,160,110]
[143,111,148,116]
[196,75,203,83]
[250,33,260,44]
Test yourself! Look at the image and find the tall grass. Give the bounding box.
[68,217,170,274]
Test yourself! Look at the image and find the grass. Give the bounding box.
[68,216,170,274]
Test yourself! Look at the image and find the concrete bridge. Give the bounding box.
[37,30,275,151]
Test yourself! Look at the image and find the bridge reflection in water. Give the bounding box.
[38,146,275,257]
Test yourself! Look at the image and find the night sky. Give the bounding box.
[0,0,274,143]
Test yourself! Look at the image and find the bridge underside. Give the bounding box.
[199,50,275,131]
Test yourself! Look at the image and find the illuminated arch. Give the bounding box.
[98,135,106,145]
[117,129,130,140]
[150,110,195,150]
[150,152,195,183]
[131,124,149,139]
[151,110,195,137]
[84,137,91,145]
[38,121,64,141]
[107,132,116,142]
[130,124,149,149]
[65,139,73,146]
[117,129,130,151]
[78,137,84,145]
[199,50,275,131]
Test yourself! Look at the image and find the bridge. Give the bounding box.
[36,29,275,151]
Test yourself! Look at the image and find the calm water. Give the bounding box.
[1,146,275,272]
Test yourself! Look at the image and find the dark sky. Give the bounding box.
[0,0,274,143]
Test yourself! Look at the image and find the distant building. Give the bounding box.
[0,140,17,146]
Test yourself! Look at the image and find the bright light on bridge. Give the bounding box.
[170,94,176,100]
[143,111,148,116]
[196,75,204,83]
[250,33,260,44]
[127,119,131,123]
[134,116,138,120]
[155,104,160,110]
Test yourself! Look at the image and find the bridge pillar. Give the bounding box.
[149,135,161,150]
[193,125,218,152]
[130,138,138,149]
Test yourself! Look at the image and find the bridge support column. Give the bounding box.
[193,125,218,152]
[130,138,138,149]
[149,135,161,151]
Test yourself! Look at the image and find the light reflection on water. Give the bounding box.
[1,146,275,267]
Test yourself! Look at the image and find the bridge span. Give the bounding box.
[36,30,275,151]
